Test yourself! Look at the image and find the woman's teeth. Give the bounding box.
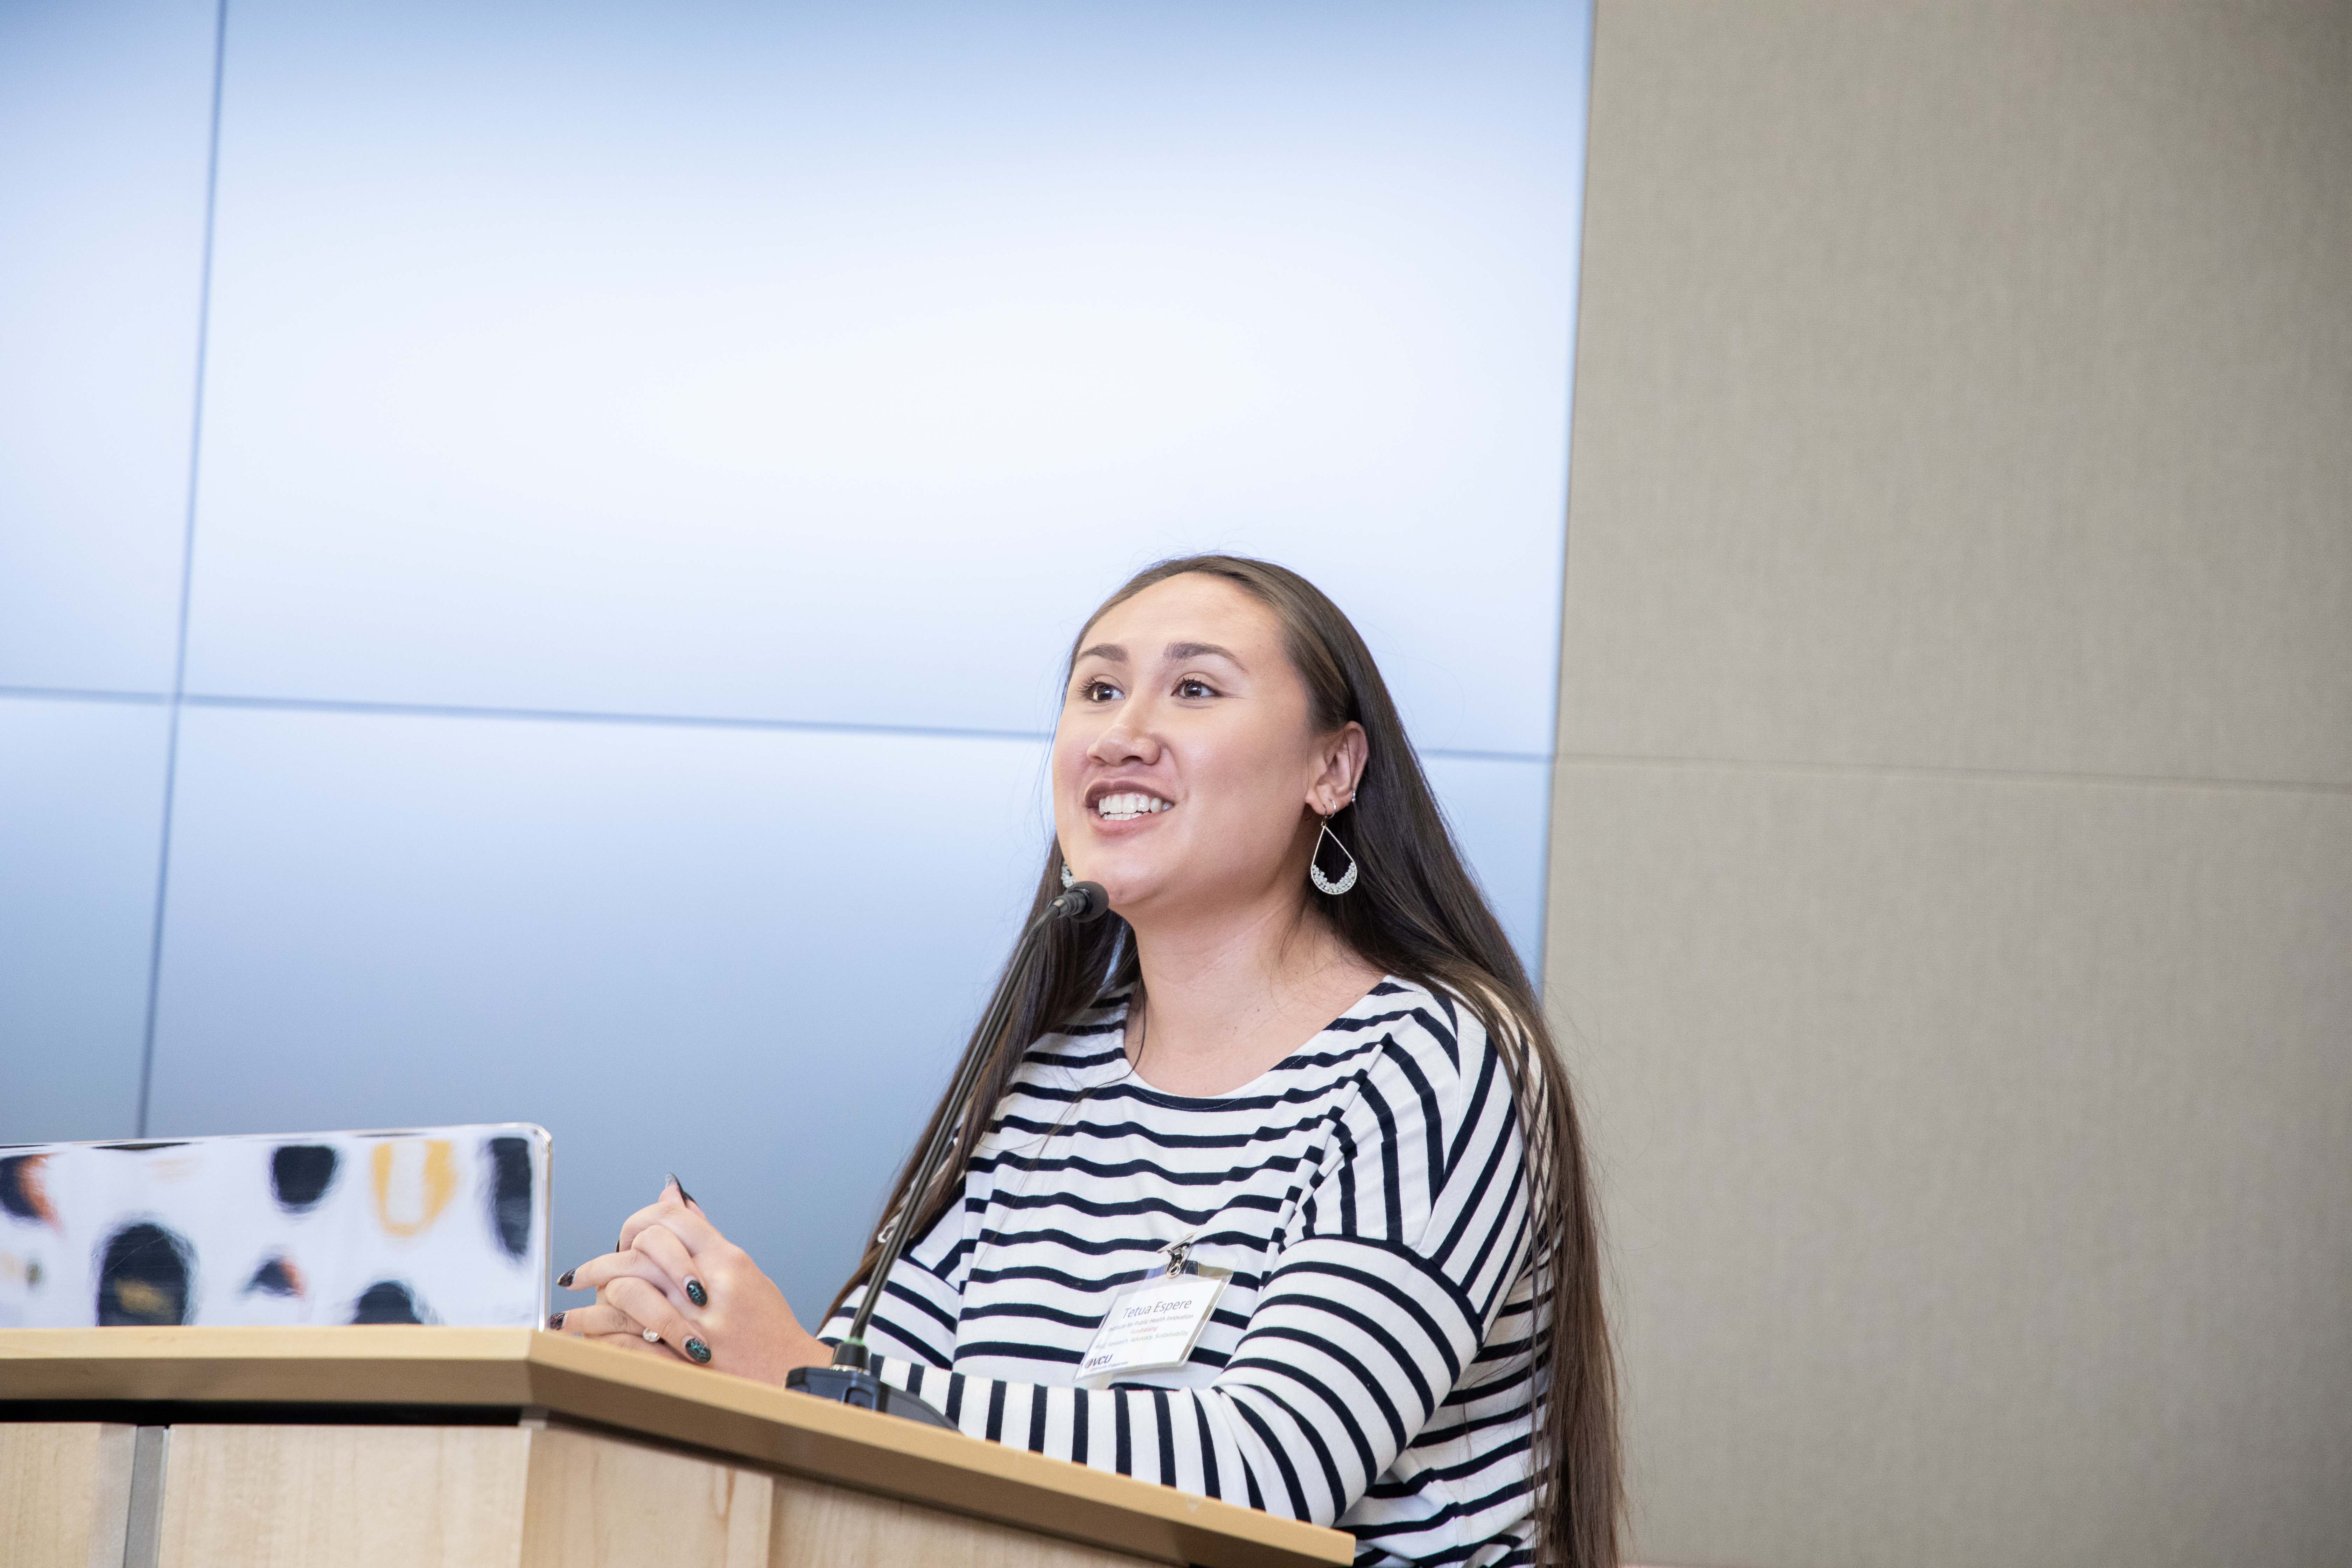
[1095,792,1172,821]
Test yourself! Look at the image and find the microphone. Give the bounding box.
[785,881,1110,1425]
[1046,879,1107,923]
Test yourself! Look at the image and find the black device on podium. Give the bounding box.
[786,880,1110,1426]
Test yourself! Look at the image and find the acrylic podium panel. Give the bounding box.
[0,1127,550,1330]
[0,1327,1351,1568]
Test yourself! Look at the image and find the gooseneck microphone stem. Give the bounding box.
[786,880,1107,1425]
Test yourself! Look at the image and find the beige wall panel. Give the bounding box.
[1562,0,2352,784]
[158,1424,532,1568]
[0,1422,133,1568]
[1547,761,2352,1568]
[769,1472,1157,1568]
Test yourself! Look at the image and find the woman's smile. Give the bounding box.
[1088,786,1176,823]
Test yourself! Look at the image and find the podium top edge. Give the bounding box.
[0,1327,1353,1568]
[0,1325,536,1364]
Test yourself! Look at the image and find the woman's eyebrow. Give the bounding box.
[1166,640,1246,669]
[1073,643,1127,664]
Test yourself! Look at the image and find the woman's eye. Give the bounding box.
[1175,678,1216,699]
[1082,680,1122,703]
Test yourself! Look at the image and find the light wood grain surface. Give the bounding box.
[160,1425,532,1568]
[28,1420,1161,1568]
[0,1421,134,1568]
[0,1328,1351,1568]
[771,1472,1154,1568]
[520,1423,773,1568]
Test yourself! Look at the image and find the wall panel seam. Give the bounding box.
[134,0,231,1139]
[0,686,172,707]
[138,692,1552,764]
[1554,751,2352,799]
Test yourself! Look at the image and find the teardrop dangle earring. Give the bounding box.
[1060,862,1077,890]
[1309,813,1359,895]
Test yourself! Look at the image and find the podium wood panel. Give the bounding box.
[521,1424,774,1568]
[160,1426,533,1568]
[0,1329,1350,1568]
[0,1422,134,1568]
[771,1472,1152,1568]
[131,1424,1155,1568]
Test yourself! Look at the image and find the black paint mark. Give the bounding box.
[351,1280,429,1323]
[485,1137,533,1260]
[270,1145,339,1212]
[97,1222,196,1325]
[95,1141,190,1152]
[244,1255,302,1297]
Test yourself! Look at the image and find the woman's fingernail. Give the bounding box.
[616,1236,626,1254]
[685,1278,707,1308]
[669,1173,697,1206]
[684,1337,712,1364]
[546,1311,565,1330]
[556,1269,575,1289]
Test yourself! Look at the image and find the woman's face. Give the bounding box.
[1053,573,1360,922]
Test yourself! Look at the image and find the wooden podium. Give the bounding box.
[0,1328,1352,1568]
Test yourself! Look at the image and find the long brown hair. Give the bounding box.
[830,554,1618,1567]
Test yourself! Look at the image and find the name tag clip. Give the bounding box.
[1077,1233,1230,1388]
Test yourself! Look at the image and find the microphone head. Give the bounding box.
[1050,881,1111,923]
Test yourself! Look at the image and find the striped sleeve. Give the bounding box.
[823,997,1531,1536]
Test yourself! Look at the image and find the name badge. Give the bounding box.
[1077,1243,1229,1388]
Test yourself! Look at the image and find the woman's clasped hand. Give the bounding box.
[546,1175,830,1384]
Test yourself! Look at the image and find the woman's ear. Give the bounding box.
[1308,722,1370,816]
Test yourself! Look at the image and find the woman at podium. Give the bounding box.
[555,556,1620,1568]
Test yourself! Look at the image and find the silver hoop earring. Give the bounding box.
[1060,862,1076,889]
[1309,818,1359,896]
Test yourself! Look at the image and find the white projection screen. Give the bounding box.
[0,0,1592,1316]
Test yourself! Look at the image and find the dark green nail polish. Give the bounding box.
[671,1174,697,1205]
[684,1337,712,1364]
[546,1311,565,1330]
[556,1269,575,1289]
[685,1278,707,1308]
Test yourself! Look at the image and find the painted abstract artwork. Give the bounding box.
[0,1125,550,1328]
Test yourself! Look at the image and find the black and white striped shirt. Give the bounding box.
[820,977,1542,1566]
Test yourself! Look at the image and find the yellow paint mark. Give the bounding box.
[113,1279,171,1318]
[371,1140,458,1237]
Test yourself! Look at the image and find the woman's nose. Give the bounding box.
[1088,719,1161,765]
